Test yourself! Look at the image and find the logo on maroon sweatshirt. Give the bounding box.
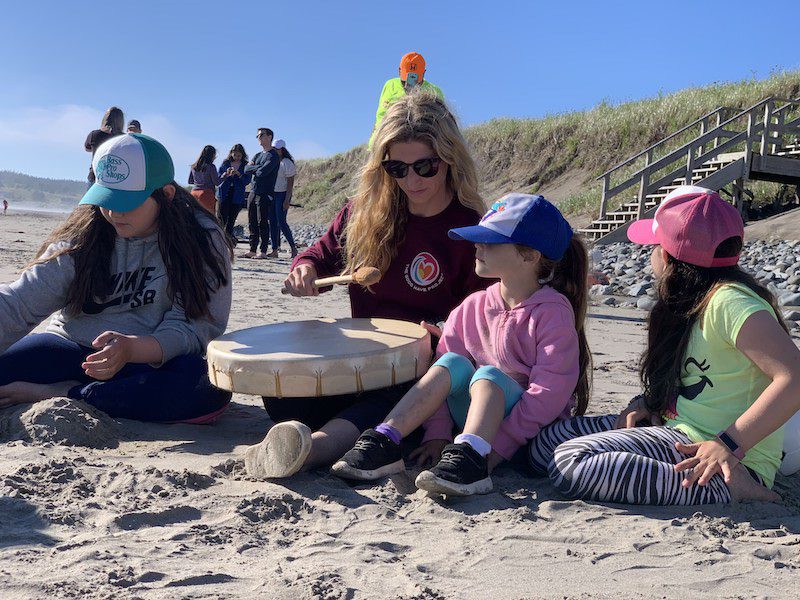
[405,252,443,292]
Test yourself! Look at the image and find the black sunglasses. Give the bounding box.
[381,157,442,178]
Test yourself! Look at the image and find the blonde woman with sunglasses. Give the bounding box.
[245,92,486,479]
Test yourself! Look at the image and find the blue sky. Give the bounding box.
[1,0,798,183]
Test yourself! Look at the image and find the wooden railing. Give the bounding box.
[596,97,800,219]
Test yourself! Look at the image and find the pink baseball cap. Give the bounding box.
[627,185,744,268]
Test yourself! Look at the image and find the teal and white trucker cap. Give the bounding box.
[80,133,175,212]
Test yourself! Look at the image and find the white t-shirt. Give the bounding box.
[274,158,297,193]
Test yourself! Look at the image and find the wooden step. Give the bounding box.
[603,213,634,222]
[576,228,608,238]
[622,201,658,210]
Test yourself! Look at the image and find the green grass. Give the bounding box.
[292,71,800,221]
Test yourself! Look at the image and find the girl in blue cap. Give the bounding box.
[0,134,233,423]
[331,193,591,496]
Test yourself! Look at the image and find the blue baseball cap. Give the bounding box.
[448,193,573,260]
[80,133,175,212]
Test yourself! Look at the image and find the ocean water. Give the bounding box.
[6,203,73,215]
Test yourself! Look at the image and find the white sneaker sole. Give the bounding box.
[244,420,312,479]
[330,459,405,481]
[414,470,493,497]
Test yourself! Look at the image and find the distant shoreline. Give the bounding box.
[5,205,73,216]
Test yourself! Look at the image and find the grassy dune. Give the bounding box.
[293,71,800,222]
[0,171,85,212]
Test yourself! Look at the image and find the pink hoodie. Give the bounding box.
[422,282,580,460]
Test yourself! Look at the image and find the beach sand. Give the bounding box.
[1,210,799,600]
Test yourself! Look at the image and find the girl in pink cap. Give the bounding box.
[530,185,800,505]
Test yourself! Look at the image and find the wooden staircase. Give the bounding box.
[579,97,800,243]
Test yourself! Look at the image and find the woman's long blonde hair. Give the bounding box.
[342,92,484,276]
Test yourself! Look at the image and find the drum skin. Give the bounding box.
[207,318,432,397]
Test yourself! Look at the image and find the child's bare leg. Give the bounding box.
[383,366,452,436]
[330,367,452,481]
[461,379,505,442]
[414,378,503,497]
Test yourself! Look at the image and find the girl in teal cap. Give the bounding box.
[0,134,234,423]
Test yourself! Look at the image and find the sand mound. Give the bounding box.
[0,397,119,448]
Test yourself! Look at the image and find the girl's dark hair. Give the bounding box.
[192,145,217,172]
[640,236,788,413]
[31,183,233,320]
[225,143,248,163]
[101,107,125,134]
[528,235,592,415]
[279,146,295,163]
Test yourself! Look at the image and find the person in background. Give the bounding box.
[271,140,299,257]
[188,145,220,214]
[217,144,251,244]
[370,52,444,146]
[243,128,280,259]
[2,199,8,215]
[127,120,142,133]
[84,107,125,186]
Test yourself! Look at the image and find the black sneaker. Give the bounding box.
[330,429,404,481]
[414,443,492,496]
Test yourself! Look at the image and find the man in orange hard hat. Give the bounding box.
[370,52,444,145]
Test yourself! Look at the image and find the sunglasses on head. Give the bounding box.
[381,157,442,178]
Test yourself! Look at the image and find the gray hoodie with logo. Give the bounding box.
[0,216,231,364]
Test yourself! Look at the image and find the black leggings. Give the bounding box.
[218,199,243,242]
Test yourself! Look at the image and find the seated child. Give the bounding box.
[0,134,232,422]
[331,193,591,496]
[529,186,800,505]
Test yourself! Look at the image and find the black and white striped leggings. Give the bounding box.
[528,415,764,505]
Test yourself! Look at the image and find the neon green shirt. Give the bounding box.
[370,78,444,146]
[666,283,785,487]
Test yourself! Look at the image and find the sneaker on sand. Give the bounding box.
[244,420,312,479]
[414,442,492,496]
[256,252,269,259]
[266,249,280,258]
[330,429,404,481]
[240,251,257,259]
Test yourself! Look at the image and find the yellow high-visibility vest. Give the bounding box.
[369,78,444,147]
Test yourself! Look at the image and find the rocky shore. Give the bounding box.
[590,240,800,327]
